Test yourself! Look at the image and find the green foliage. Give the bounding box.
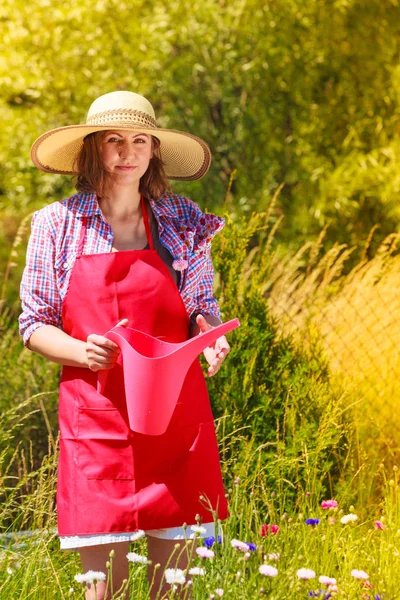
[2,0,400,251]
[0,308,59,472]
[207,210,351,500]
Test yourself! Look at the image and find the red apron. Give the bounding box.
[57,198,228,536]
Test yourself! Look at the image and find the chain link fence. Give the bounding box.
[266,240,400,448]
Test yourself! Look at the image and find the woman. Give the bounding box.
[19,91,230,599]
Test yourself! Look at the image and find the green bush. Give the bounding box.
[0,208,353,531]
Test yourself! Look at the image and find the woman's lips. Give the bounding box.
[116,166,137,171]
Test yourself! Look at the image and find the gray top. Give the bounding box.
[146,202,179,287]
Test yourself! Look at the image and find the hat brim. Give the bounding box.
[30,125,211,181]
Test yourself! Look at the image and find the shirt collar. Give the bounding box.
[75,193,102,217]
[76,193,177,220]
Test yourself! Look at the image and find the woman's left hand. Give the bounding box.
[196,314,230,377]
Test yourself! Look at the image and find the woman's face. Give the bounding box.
[100,130,153,188]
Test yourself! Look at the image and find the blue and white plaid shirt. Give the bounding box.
[19,192,224,344]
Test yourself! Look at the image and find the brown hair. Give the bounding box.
[74,131,171,200]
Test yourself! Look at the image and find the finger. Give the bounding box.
[206,347,230,376]
[196,314,212,333]
[88,360,117,372]
[116,318,129,327]
[87,334,120,353]
[216,346,230,359]
[208,362,221,377]
[86,345,119,360]
[215,336,230,354]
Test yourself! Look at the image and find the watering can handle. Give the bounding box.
[96,318,240,396]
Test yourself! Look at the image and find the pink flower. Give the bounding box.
[260,524,279,536]
[215,590,224,597]
[172,259,188,272]
[374,520,385,530]
[259,564,278,577]
[319,575,337,586]
[231,539,249,552]
[321,500,338,510]
[296,568,316,580]
[351,569,369,580]
[196,547,215,559]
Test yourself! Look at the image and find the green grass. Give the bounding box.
[0,426,399,599]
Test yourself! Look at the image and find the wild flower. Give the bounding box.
[131,530,146,541]
[321,500,338,510]
[196,547,215,559]
[306,518,320,526]
[188,567,205,576]
[297,568,316,579]
[126,552,149,564]
[351,569,369,580]
[340,513,358,524]
[319,576,337,586]
[260,524,279,536]
[164,568,186,585]
[215,589,224,597]
[191,525,207,535]
[308,591,332,599]
[231,539,250,551]
[204,535,222,548]
[374,520,385,530]
[267,552,281,561]
[259,564,278,577]
[74,571,106,585]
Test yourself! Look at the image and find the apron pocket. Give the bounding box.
[78,408,134,480]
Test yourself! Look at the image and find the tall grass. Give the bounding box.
[0,417,399,599]
[266,228,400,464]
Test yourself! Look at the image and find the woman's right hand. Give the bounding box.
[85,319,128,372]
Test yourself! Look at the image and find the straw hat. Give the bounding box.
[31,91,211,181]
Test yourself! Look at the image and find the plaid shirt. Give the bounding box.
[19,192,224,344]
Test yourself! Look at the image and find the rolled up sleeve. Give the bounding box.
[189,253,221,321]
[19,211,62,345]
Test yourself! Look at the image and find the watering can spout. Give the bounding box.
[97,318,240,435]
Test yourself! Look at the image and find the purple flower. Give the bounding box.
[305,519,320,526]
[246,542,257,551]
[204,536,222,549]
[308,592,332,599]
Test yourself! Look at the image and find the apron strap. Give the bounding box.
[142,196,154,250]
[77,217,87,257]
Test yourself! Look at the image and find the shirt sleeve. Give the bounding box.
[19,211,63,345]
[190,253,221,321]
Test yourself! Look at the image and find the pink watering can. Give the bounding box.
[97,318,240,436]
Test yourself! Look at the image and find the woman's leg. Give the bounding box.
[79,541,130,600]
[147,537,196,600]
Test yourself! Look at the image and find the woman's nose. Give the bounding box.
[119,141,136,159]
